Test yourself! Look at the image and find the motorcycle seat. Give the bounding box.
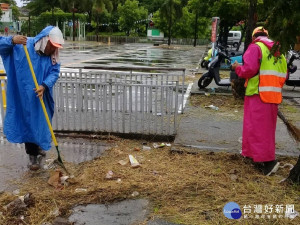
[229,51,243,56]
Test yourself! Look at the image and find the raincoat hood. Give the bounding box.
[34,26,55,43]
[34,26,64,64]
[253,36,281,57]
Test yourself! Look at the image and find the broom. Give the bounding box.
[278,109,300,184]
[277,110,300,142]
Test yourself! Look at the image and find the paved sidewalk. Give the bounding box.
[173,76,300,157]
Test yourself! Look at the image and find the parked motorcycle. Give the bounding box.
[200,45,243,70]
[285,50,300,87]
[198,46,242,88]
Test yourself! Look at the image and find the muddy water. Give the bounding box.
[69,199,149,225]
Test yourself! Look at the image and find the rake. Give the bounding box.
[23,45,68,174]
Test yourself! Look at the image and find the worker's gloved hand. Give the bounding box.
[12,35,27,45]
[231,60,240,71]
[34,85,45,98]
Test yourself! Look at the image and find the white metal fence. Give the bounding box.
[0,67,186,136]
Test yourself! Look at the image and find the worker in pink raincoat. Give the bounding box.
[232,27,287,176]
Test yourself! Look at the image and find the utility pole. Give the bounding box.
[72,2,76,41]
[28,13,31,36]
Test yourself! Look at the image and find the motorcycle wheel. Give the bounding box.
[200,60,208,68]
[198,72,213,89]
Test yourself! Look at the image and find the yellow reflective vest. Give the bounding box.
[245,42,287,104]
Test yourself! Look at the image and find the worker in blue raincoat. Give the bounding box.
[0,26,64,170]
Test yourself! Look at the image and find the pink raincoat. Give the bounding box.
[235,37,284,162]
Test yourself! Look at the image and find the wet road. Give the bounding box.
[59,42,204,70]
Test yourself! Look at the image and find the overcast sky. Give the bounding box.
[15,0,22,7]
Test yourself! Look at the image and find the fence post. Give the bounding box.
[174,81,179,135]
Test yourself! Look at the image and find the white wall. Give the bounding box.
[0,9,13,23]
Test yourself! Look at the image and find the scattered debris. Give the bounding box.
[105,171,114,179]
[229,174,238,181]
[134,147,140,151]
[142,146,151,151]
[238,137,243,144]
[51,208,60,217]
[204,92,210,96]
[74,188,87,193]
[3,193,34,216]
[48,170,63,189]
[118,159,129,166]
[12,189,20,196]
[205,104,219,110]
[131,191,139,197]
[61,175,70,184]
[153,143,166,149]
[129,155,140,168]
[166,143,171,147]
[117,178,122,183]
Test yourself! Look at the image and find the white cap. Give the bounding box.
[49,27,64,48]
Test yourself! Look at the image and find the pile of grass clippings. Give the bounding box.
[0,136,299,225]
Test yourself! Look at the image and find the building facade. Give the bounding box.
[0,3,12,23]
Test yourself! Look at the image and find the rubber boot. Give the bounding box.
[29,155,40,171]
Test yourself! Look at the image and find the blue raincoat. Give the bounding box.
[0,26,60,150]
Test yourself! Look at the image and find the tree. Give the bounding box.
[60,0,87,41]
[139,0,164,13]
[27,0,59,23]
[159,0,182,46]
[117,0,148,36]
[262,0,300,54]
[187,0,210,46]
[93,0,113,41]
[243,0,257,51]
[209,0,247,47]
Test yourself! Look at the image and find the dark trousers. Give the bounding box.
[25,143,39,156]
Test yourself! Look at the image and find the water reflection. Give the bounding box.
[60,42,203,70]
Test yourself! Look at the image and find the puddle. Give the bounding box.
[69,199,149,225]
[0,135,110,192]
[56,139,110,164]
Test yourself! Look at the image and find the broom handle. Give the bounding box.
[23,45,58,147]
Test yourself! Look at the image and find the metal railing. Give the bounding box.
[0,67,185,136]
[53,80,179,135]
[61,66,186,113]
[85,35,210,46]
[0,75,6,128]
